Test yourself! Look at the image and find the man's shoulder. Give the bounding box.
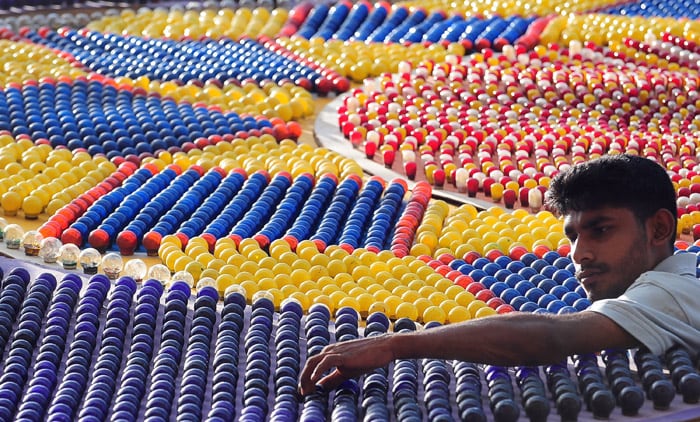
[648,253,697,279]
[619,268,700,311]
[638,270,699,290]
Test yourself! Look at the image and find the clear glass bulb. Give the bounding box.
[252,290,275,304]
[39,237,62,263]
[22,230,43,256]
[196,276,216,291]
[4,224,24,249]
[79,248,101,274]
[123,259,148,282]
[101,252,123,280]
[224,284,247,298]
[171,270,195,287]
[59,243,81,270]
[0,217,7,241]
[147,264,171,285]
[280,297,302,310]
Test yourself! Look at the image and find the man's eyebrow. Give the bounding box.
[579,215,616,229]
[564,215,616,236]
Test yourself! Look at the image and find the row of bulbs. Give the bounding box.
[1,216,301,304]
[3,0,294,33]
[0,217,190,286]
[6,10,107,32]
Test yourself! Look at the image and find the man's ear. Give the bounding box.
[648,208,676,246]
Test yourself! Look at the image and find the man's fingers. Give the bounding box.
[299,353,321,381]
[299,339,375,395]
[310,352,343,381]
[316,369,348,392]
[298,352,343,395]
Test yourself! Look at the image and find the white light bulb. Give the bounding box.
[21,230,43,256]
[252,290,275,304]
[196,276,216,291]
[529,188,543,212]
[0,217,7,241]
[59,243,81,270]
[224,284,246,299]
[79,248,102,274]
[123,259,148,282]
[39,237,62,263]
[172,270,195,287]
[147,264,171,285]
[4,224,24,249]
[455,168,469,192]
[101,253,123,280]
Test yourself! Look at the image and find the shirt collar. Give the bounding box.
[653,253,697,277]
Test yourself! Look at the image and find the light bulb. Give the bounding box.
[528,188,543,212]
[502,44,516,61]
[101,253,123,280]
[280,297,303,314]
[123,259,148,282]
[224,284,247,302]
[0,217,7,241]
[79,248,101,274]
[252,290,275,304]
[196,276,216,291]
[22,230,43,256]
[4,224,24,249]
[59,243,81,270]
[39,237,62,263]
[147,264,171,285]
[171,270,194,287]
[569,40,582,56]
[455,168,469,192]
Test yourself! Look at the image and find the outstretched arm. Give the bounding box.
[298,310,639,395]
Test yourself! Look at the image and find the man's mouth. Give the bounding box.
[576,269,603,286]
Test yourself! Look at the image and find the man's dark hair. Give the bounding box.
[546,154,677,246]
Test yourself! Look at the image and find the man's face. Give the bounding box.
[563,207,654,302]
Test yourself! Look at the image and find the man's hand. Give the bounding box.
[298,334,396,395]
[298,311,641,395]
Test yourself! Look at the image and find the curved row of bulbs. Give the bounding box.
[0,216,180,284]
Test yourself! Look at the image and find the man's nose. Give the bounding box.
[570,239,593,264]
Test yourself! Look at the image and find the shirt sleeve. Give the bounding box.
[587,282,686,356]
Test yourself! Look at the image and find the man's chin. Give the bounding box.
[579,279,607,302]
[585,288,614,303]
[583,287,600,302]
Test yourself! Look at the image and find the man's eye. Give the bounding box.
[593,226,609,235]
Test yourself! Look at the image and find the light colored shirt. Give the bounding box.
[588,253,700,357]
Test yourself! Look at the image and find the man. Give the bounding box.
[299,154,700,395]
